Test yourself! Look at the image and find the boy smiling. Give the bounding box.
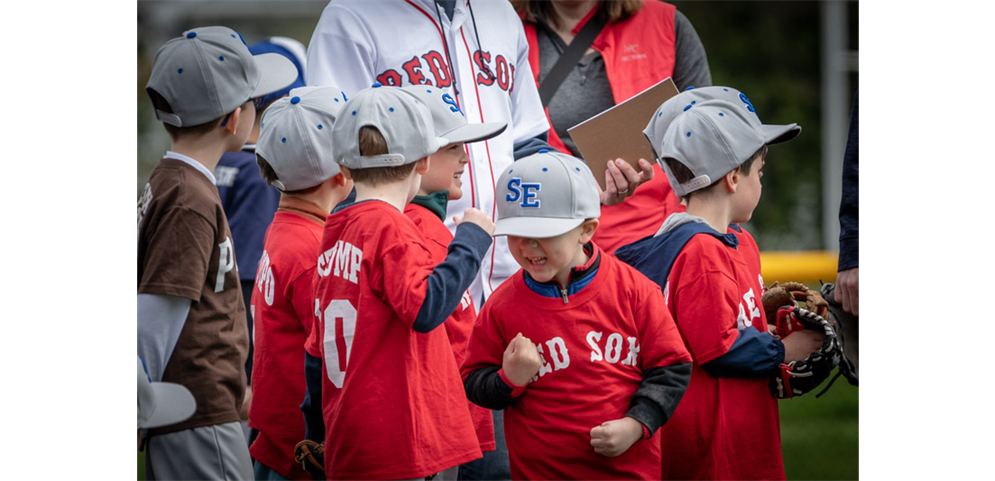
[461,150,692,479]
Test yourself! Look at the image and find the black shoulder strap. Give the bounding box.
[538,13,607,107]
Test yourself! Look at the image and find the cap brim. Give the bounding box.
[762,123,801,144]
[250,53,299,99]
[143,383,197,429]
[493,217,584,238]
[443,122,508,144]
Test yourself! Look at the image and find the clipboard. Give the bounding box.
[567,77,680,191]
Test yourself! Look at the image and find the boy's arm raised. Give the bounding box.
[410,208,494,333]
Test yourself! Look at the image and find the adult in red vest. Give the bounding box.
[513,0,712,253]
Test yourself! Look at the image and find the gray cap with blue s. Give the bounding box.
[494,150,601,238]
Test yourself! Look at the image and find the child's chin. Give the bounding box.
[525,269,552,283]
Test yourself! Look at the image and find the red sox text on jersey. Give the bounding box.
[375,49,517,94]
[529,331,641,383]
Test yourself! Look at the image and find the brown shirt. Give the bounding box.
[138,158,248,435]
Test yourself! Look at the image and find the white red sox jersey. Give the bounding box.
[306,0,550,303]
[461,248,692,479]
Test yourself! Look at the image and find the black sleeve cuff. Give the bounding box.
[464,365,515,410]
[625,362,692,437]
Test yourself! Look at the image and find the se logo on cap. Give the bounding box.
[505,179,542,208]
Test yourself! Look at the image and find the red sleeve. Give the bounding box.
[304,270,322,358]
[375,239,438,327]
[669,251,740,365]
[290,265,319,338]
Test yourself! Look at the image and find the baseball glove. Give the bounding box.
[761,281,829,330]
[294,440,325,480]
[762,282,841,399]
[820,282,859,386]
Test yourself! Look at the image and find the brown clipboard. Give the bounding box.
[567,77,680,191]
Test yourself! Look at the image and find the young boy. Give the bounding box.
[397,85,507,461]
[247,86,353,480]
[460,150,693,480]
[615,98,826,480]
[637,85,797,291]
[302,84,495,480]
[137,25,297,480]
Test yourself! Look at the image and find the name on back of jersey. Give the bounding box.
[317,240,362,284]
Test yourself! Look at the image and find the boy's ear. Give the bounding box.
[332,172,349,186]
[340,166,354,181]
[722,167,741,193]
[222,106,241,136]
[578,218,600,243]
[414,157,430,175]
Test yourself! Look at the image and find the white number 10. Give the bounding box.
[316,299,357,388]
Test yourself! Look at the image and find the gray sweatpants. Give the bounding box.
[146,421,253,480]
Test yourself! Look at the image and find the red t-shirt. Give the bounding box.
[312,201,481,480]
[462,248,691,480]
[659,231,784,480]
[404,202,495,452]
[247,198,327,480]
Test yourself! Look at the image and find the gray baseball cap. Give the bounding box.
[146,26,299,127]
[137,358,196,430]
[331,84,448,168]
[644,86,800,167]
[397,86,507,143]
[494,150,601,238]
[256,86,347,191]
[659,99,792,197]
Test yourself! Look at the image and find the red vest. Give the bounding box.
[523,1,682,253]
